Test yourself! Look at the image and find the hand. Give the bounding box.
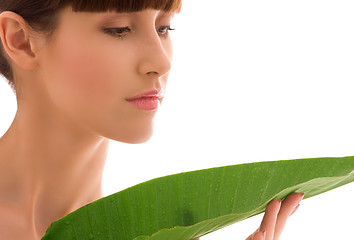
[246,192,304,240]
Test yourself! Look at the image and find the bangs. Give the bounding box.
[64,0,182,13]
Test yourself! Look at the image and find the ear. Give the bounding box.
[0,11,38,71]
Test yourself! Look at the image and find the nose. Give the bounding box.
[137,32,172,78]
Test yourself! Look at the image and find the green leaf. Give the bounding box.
[42,156,354,240]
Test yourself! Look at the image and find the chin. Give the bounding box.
[115,133,153,144]
[124,130,154,144]
[105,125,155,144]
[94,115,156,144]
[128,135,153,144]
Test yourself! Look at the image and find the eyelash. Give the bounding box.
[102,26,175,39]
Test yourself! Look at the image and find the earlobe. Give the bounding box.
[0,11,37,71]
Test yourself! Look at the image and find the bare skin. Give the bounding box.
[0,6,302,240]
[0,7,173,239]
[193,193,303,240]
[245,193,303,240]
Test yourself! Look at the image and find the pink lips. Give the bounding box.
[126,88,165,111]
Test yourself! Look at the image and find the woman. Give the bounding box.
[0,0,303,239]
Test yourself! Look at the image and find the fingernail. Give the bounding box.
[290,203,300,216]
[262,230,267,239]
[297,192,305,204]
[276,199,282,213]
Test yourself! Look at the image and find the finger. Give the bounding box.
[273,192,304,240]
[245,234,254,240]
[259,199,281,240]
[245,228,260,240]
[252,230,266,240]
[290,203,300,216]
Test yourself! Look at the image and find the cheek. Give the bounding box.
[162,40,172,88]
[165,38,173,59]
[39,34,156,143]
[55,47,115,101]
[42,36,131,114]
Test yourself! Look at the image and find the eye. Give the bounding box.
[156,26,175,38]
[102,27,131,39]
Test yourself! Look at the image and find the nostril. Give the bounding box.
[146,71,158,75]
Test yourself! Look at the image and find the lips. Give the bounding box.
[126,88,165,111]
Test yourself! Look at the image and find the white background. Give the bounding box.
[1,0,353,239]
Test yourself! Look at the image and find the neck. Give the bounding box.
[0,104,109,238]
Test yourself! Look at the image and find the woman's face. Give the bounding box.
[36,7,175,143]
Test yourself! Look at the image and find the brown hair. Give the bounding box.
[0,0,182,93]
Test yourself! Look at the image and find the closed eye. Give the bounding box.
[156,26,175,38]
[102,27,131,39]
[102,26,175,40]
